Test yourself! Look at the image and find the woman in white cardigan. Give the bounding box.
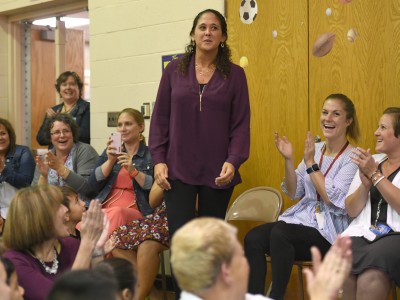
[343,107,400,300]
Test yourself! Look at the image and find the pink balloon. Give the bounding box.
[339,0,352,4]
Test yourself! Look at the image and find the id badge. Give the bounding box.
[315,211,325,230]
[369,223,392,236]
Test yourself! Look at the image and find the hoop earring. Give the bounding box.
[220,42,225,48]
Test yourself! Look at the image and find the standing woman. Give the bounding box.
[89,108,153,236]
[343,107,400,300]
[0,118,35,229]
[36,71,90,146]
[149,9,250,238]
[245,94,360,299]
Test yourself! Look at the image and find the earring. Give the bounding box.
[220,42,225,48]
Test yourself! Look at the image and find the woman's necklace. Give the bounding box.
[63,102,77,113]
[34,248,59,275]
[195,63,216,80]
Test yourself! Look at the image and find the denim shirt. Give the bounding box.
[88,141,154,216]
[0,145,35,188]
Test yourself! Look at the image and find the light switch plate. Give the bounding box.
[107,111,119,127]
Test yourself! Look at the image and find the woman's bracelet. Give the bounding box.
[372,173,385,186]
[129,168,139,178]
[92,248,104,258]
[369,170,379,180]
[59,166,68,177]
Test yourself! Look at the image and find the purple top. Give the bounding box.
[3,237,80,300]
[149,57,250,188]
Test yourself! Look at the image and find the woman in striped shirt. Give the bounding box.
[245,94,360,300]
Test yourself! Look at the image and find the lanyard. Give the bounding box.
[316,141,349,201]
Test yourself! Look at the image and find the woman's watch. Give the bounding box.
[306,163,320,174]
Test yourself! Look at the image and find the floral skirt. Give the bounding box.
[111,201,169,249]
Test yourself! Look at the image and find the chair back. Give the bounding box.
[225,186,282,223]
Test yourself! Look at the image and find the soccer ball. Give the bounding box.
[239,0,258,25]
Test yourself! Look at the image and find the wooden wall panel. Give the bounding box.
[227,2,309,297]
[309,0,400,150]
[227,0,309,210]
[65,29,84,84]
[30,28,56,150]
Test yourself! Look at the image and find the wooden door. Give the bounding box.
[31,27,84,149]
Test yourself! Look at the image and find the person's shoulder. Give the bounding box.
[228,62,247,80]
[15,144,31,152]
[76,142,97,152]
[59,237,80,248]
[52,103,63,110]
[3,249,32,262]
[163,58,182,76]
[75,142,99,158]
[77,98,90,108]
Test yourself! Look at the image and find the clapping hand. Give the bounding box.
[46,108,57,117]
[35,155,49,177]
[304,235,352,300]
[304,131,316,165]
[351,147,378,187]
[80,200,104,247]
[275,132,293,160]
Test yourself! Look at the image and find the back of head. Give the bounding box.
[94,257,136,295]
[47,269,119,300]
[2,185,62,251]
[170,217,236,293]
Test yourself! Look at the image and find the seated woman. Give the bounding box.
[2,185,106,300]
[0,118,35,230]
[36,113,98,198]
[88,108,154,236]
[343,107,400,300]
[244,94,360,299]
[111,183,169,300]
[36,71,90,147]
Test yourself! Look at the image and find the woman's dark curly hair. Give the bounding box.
[178,9,231,78]
[55,71,84,98]
[44,113,80,144]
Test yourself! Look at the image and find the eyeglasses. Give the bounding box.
[50,129,72,137]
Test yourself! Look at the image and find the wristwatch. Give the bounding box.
[306,164,320,174]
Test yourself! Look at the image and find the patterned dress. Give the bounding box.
[111,200,169,249]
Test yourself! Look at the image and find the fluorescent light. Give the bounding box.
[33,17,89,28]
